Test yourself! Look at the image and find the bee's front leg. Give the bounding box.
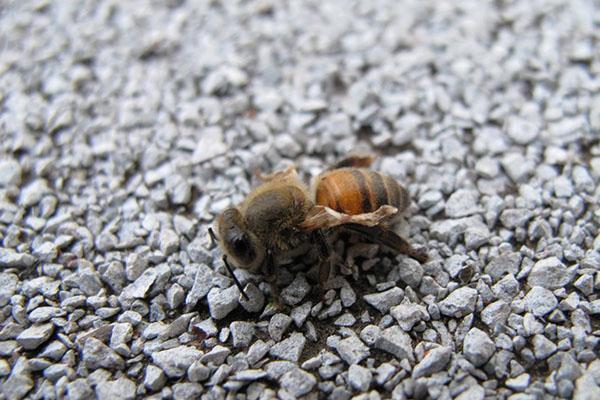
[263,249,283,308]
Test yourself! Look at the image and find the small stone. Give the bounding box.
[484,252,521,281]
[445,190,481,218]
[506,373,530,391]
[340,285,357,308]
[207,286,239,320]
[532,334,557,360]
[334,335,370,365]
[573,274,594,296]
[269,313,292,341]
[230,321,255,348]
[95,377,136,400]
[66,379,94,400]
[506,116,539,145]
[348,364,372,391]
[144,365,167,392]
[280,368,316,397]
[239,283,265,313]
[524,286,558,317]
[363,287,404,314]
[28,306,65,323]
[0,273,18,306]
[119,268,158,306]
[291,302,312,327]
[233,369,267,381]
[247,340,270,366]
[527,257,574,289]
[375,326,414,362]
[438,287,478,318]
[269,332,306,362]
[159,229,179,255]
[82,337,125,370]
[412,346,452,378]
[187,361,210,382]
[2,357,33,400]
[281,275,311,306]
[185,263,215,310]
[491,273,520,302]
[481,300,510,328]
[151,346,203,378]
[0,159,21,186]
[390,302,429,331]
[173,383,203,400]
[201,345,230,365]
[500,208,533,229]
[463,328,495,367]
[334,313,356,326]
[396,257,424,288]
[17,323,54,350]
[0,248,36,268]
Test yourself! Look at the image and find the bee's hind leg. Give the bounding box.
[263,249,284,308]
[314,230,332,294]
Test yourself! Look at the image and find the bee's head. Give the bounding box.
[215,207,265,271]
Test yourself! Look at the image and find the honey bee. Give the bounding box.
[209,156,427,300]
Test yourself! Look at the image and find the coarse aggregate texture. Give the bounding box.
[0,0,599,399]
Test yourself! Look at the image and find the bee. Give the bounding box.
[209,156,427,300]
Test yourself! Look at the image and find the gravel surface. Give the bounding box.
[1,0,599,399]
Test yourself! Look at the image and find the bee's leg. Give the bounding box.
[263,249,283,307]
[208,227,218,246]
[344,224,428,263]
[222,256,249,300]
[314,230,332,292]
[330,154,375,170]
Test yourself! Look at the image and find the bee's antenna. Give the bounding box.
[223,255,249,300]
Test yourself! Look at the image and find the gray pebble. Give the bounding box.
[281,275,311,306]
[438,287,478,318]
[348,364,372,391]
[334,335,370,365]
[463,328,495,367]
[363,287,404,314]
[269,332,306,362]
[524,286,558,317]
[532,334,557,360]
[528,257,574,289]
[151,346,203,378]
[279,368,316,397]
[207,286,239,320]
[445,190,481,218]
[0,248,36,268]
[239,283,265,313]
[230,321,255,348]
[95,377,136,400]
[390,302,429,331]
[17,323,55,350]
[412,346,452,378]
[269,313,292,342]
[375,326,414,362]
[144,365,167,392]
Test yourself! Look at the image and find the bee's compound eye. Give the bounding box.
[233,237,250,254]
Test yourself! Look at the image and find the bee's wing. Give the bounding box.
[330,154,375,170]
[343,224,428,263]
[300,205,398,231]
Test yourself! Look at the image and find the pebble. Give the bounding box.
[230,321,255,348]
[532,334,557,360]
[363,287,404,314]
[506,373,530,391]
[375,326,414,362]
[412,346,452,378]
[463,328,495,367]
[145,365,167,392]
[445,190,481,218]
[81,337,125,370]
[396,258,424,288]
[524,286,558,317]
[334,335,370,365]
[95,377,136,400]
[269,332,306,362]
[484,252,521,281]
[17,323,55,350]
[207,286,240,320]
[279,368,316,397]
[185,264,215,310]
[348,364,372,392]
[151,346,203,378]
[390,302,429,331]
[269,314,293,342]
[528,257,574,289]
[0,159,22,186]
[0,248,36,268]
[438,287,478,318]
[238,283,265,313]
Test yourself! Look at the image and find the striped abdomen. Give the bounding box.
[314,168,410,215]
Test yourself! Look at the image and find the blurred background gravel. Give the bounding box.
[0,0,599,399]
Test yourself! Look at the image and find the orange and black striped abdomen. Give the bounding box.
[315,168,410,215]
